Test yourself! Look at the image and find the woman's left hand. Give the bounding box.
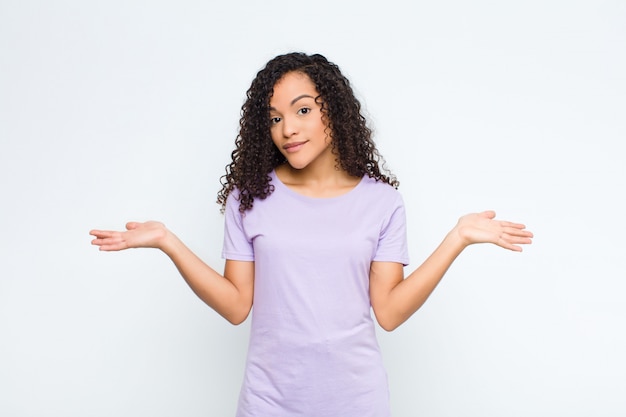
[454,210,533,251]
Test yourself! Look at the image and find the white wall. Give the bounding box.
[1,1,624,416]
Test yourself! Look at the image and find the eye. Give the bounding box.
[297,107,311,115]
[270,116,281,125]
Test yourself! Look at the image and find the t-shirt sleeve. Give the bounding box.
[221,191,255,261]
[373,194,410,266]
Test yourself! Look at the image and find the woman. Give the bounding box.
[90,52,533,416]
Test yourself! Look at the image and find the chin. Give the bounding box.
[287,163,307,171]
[285,158,310,170]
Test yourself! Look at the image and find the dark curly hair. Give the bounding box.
[217,52,399,213]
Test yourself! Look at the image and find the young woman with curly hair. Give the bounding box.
[90,52,533,417]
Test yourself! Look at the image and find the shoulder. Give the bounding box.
[352,175,405,215]
[359,175,403,199]
[224,187,241,210]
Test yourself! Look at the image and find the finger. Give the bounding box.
[497,238,524,252]
[503,227,534,238]
[91,237,112,246]
[500,233,533,248]
[98,244,122,251]
[89,230,116,238]
[506,236,533,245]
[95,237,127,251]
[499,221,528,230]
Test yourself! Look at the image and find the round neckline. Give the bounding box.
[270,169,366,202]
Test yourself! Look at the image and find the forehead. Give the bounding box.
[270,72,318,102]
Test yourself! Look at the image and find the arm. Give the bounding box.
[90,221,254,325]
[370,210,533,331]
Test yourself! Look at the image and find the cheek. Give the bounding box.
[270,130,283,151]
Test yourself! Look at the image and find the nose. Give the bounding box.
[281,116,298,138]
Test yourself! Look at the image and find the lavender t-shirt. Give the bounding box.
[222,170,409,417]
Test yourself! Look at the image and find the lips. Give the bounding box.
[283,141,308,153]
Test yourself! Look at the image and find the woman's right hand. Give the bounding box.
[90,221,169,251]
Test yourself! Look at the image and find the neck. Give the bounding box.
[275,161,361,198]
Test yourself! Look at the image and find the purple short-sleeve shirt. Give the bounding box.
[222,170,409,417]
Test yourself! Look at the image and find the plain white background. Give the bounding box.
[1,0,624,416]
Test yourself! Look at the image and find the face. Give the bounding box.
[269,71,333,171]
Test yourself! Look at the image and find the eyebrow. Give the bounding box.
[269,94,315,111]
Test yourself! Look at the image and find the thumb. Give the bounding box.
[126,221,140,230]
[481,210,496,220]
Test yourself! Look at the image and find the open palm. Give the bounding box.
[90,221,168,251]
[455,211,533,251]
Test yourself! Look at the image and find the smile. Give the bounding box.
[283,141,308,153]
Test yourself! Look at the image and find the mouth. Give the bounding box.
[283,141,308,153]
